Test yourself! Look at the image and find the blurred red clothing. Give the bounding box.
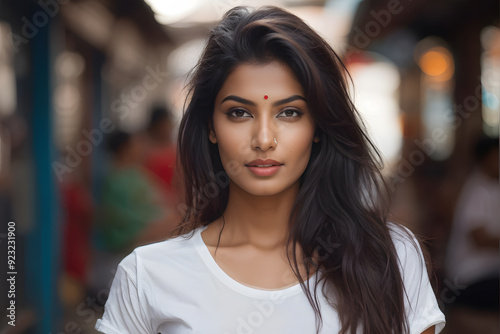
[143,144,178,204]
[61,180,94,283]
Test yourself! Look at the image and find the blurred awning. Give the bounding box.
[144,0,328,25]
[348,0,499,49]
[145,0,360,55]
[61,0,172,52]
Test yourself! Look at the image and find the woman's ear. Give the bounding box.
[313,128,320,143]
[208,123,217,144]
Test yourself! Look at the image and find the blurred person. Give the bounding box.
[89,130,175,300]
[95,6,444,334]
[444,136,499,313]
[56,157,96,334]
[97,129,175,253]
[143,105,180,209]
[59,161,94,306]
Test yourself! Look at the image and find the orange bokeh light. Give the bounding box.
[418,47,454,81]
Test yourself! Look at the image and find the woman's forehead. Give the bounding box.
[216,62,305,102]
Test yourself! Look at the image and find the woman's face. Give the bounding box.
[210,61,318,196]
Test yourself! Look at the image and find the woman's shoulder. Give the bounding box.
[387,222,419,248]
[117,227,203,275]
[386,222,427,269]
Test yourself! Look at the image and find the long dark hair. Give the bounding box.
[174,6,410,334]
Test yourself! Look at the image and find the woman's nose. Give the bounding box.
[251,119,277,151]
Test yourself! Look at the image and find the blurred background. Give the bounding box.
[0,0,498,333]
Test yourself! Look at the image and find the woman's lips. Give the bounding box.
[245,159,283,176]
[246,165,282,176]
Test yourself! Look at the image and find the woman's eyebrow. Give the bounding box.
[220,94,306,106]
[221,95,255,106]
[272,95,306,107]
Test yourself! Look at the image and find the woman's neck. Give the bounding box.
[216,180,300,251]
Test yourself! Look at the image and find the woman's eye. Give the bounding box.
[227,109,252,118]
[278,109,302,118]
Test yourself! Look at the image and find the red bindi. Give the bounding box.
[264,95,268,99]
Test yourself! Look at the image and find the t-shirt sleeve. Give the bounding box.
[95,252,154,334]
[391,225,446,334]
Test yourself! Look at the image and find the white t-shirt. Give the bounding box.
[445,169,500,286]
[95,224,445,334]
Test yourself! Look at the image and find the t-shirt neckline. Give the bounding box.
[193,224,318,299]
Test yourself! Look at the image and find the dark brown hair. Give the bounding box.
[174,6,413,333]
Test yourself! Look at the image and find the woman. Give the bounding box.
[95,6,445,334]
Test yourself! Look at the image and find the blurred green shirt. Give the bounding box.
[97,166,166,253]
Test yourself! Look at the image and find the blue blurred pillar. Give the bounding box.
[29,20,61,333]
